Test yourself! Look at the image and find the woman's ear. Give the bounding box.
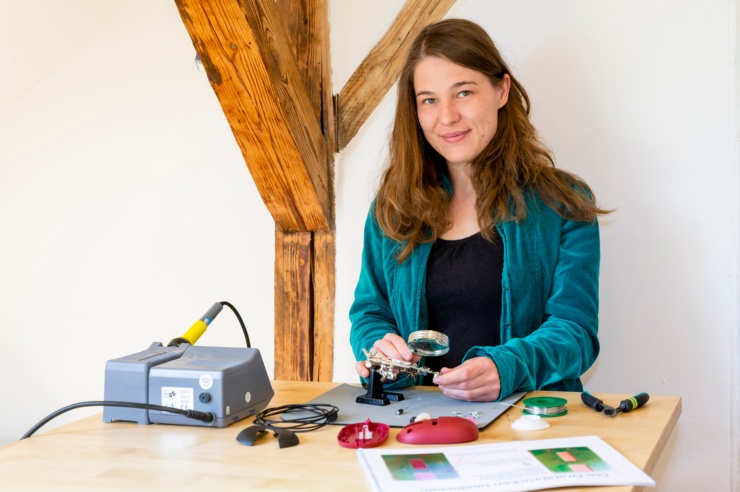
[498,74,511,108]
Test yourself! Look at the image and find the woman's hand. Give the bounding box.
[354,333,422,378]
[432,356,501,401]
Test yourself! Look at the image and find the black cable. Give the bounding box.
[21,401,215,440]
[220,300,251,348]
[254,404,338,433]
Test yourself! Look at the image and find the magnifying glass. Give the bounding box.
[407,330,449,357]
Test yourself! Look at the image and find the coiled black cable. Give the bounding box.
[254,404,338,433]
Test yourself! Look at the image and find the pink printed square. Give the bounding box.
[557,451,577,462]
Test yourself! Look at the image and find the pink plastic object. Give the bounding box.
[337,419,390,449]
[396,416,479,445]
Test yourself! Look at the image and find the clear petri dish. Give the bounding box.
[407,330,450,356]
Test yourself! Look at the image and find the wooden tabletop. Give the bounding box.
[0,381,681,491]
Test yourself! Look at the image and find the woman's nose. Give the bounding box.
[439,100,459,125]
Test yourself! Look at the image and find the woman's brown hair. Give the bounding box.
[375,18,609,262]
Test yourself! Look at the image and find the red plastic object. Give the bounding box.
[396,416,479,445]
[337,419,389,449]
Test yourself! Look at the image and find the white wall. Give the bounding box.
[0,1,737,491]
[0,0,275,437]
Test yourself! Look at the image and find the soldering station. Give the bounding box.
[19,315,650,452]
[21,301,275,439]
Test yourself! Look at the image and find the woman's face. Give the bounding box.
[414,56,510,168]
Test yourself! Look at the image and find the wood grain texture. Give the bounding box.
[175,0,330,231]
[274,230,313,380]
[311,231,335,381]
[275,0,334,203]
[335,0,457,150]
[275,0,335,382]
[273,230,335,382]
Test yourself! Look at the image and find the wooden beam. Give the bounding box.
[175,0,330,231]
[335,0,456,151]
[275,0,336,381]
[311,230,335,382]
[274,230,313,380]
[275,0,335,168]
[274,0,335,382]
[273,230,335,382]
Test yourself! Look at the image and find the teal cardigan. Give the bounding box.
[349,193,600,400]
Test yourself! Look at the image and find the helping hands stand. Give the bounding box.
[356,367,405,406]
[356,348,440,406]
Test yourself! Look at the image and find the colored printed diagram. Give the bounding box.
[382,453,460,481]
[529,446,611,473]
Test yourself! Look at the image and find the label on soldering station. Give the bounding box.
[161,387,194,410]
[199,374,213,390]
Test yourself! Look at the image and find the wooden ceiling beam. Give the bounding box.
[273,0,335,383]
[335,0,456,151]
[175,0,330,232]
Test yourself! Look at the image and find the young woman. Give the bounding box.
[349,19,609,402]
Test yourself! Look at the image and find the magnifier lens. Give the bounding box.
[407,330,450,356]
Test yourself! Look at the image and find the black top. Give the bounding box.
[423,231,503,383]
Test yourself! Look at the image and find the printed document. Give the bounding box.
[357,435,654,491]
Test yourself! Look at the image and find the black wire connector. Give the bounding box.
[21,401,214,440]
[220,300,251,348]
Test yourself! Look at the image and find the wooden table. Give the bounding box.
[0,381,680,491]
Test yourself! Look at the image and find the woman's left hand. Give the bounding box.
[433,356,501,401]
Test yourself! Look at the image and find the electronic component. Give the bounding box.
[361,348,440,382]
[103,342,273,427]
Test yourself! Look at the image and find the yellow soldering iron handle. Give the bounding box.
[179,319,208,345]
[167,302,223,347]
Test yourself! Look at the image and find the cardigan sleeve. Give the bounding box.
[349,209,416,389]
[468,215,601,400]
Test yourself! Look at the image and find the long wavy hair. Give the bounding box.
[375,19,609,262]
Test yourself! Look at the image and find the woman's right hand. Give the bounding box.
[354,333,421,377]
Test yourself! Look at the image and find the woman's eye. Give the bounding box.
[458,90,472,98]
[421,97,436,105]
